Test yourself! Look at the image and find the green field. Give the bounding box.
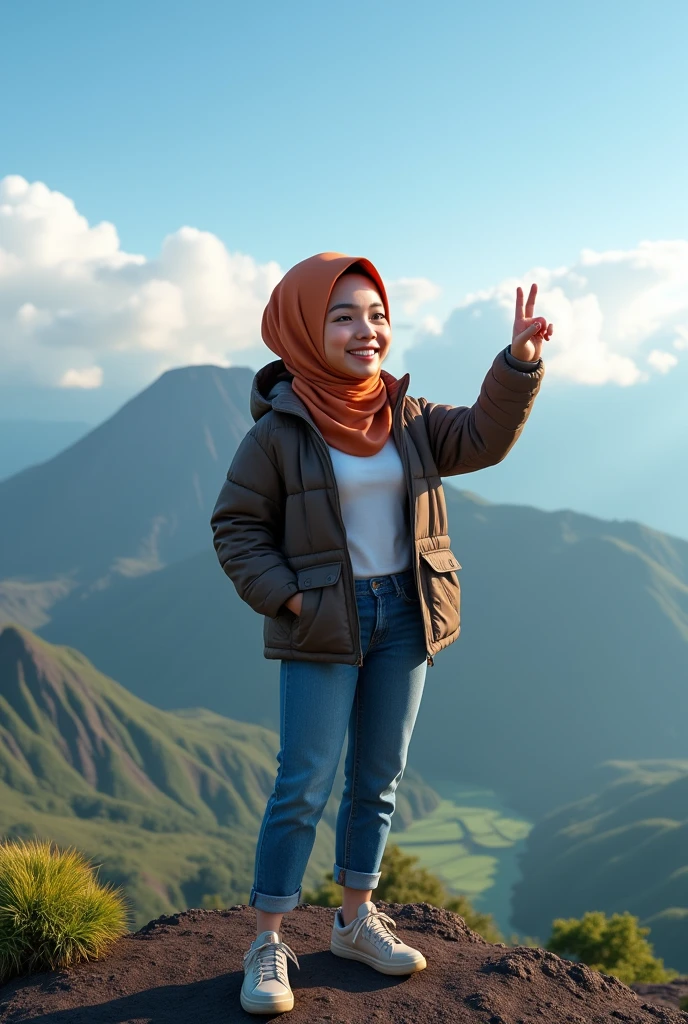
[393,777,533,938]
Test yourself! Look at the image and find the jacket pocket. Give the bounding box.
[263,563,343,651]
[264,606,294,649]
[291,561,349,655]
[296,563,342,590]
[419,548,461,642]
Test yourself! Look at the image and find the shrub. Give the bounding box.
[302,841,504,943]
[0,837,130,983]
[546,910,680,985]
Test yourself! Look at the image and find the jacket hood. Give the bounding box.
[250,358,410,426]
[250,359,295,422]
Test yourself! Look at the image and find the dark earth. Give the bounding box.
[1,902,687,1023]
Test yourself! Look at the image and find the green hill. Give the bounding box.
[511,760,688,973]
[30,484,688,820]
[0,621,280,927]
[2,362,687,818]
[0,623,439,927]
[3,363,687,957]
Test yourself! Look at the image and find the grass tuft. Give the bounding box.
[0,836,130,983]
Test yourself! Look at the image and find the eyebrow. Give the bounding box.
[327,301,385,314]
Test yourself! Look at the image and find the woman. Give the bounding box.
[210,251,551,1014]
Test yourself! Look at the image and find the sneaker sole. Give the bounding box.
[240,985,294,1014]
[330,936,427,975]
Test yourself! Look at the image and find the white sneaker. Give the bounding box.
[240,929,300,1015]
[330,901,427,975]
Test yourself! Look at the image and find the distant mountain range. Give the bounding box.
[0,622,439,928]
[0,365,255,585]
[1,363,687,821]
[511,759,688,974]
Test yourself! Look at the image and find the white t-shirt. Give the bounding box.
[327,435,412,579]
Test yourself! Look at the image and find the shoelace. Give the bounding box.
[351,909,402,954]
[243,938,300,986]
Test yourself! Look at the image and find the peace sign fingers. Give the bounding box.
[515,286,523,322]
[515,283,538,321]
[512,282,553,361]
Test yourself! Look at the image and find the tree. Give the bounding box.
[546,910,680,985]
[302,841,504,943]
[181,855,236,909]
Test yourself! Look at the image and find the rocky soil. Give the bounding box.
[1,902,687,1023]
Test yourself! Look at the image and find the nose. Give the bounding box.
[356,319,377,340]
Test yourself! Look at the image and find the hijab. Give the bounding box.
[261,251,393,456]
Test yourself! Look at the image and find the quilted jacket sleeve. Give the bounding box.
[420,345,545,477]
[210,428,299,618]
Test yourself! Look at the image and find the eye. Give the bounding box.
[333,312,386,322]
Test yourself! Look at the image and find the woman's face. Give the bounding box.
[322,272,392,379]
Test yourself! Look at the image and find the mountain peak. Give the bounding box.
[0,621,106,743]
[0,622,63,704]
[0,363,260,584]
[0,623,275,836]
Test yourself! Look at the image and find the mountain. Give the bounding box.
[0,419,92,482]
[2,362,687,821]
[31,485,688,820]
[0,364,255,590]
[0,623,439,927]
[0,622,276,831]
[0,621,277,927]
[510,760,688,974]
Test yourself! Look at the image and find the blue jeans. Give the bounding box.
[249,568,428,913]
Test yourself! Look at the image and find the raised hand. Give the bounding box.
[512,283,553,362]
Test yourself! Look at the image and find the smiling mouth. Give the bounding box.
[348,347,379,358]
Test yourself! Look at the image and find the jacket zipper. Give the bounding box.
[310,431,365,667]
[276,392,432,668]
[392,396,434,668]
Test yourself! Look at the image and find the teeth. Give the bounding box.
[350,349,377,355]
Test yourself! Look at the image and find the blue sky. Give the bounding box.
[2,0,688,539]
[4,0,687,298]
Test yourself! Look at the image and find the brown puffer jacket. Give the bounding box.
[210,346,544,667]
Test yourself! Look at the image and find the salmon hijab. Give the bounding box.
[261,251,393,456]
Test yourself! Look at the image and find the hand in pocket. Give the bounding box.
[284,591,303,616]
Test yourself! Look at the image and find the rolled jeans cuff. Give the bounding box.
[333,863,382,890]
[249,884,302,912]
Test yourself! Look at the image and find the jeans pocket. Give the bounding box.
[399,579,420,605]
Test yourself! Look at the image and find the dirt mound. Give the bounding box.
[1,901,686,1022]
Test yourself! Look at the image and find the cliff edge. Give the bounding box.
[1,902,687,1022]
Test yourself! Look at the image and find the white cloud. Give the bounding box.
[59,366,104,389]
[419,314,443,335]
[0,176,444,390]
[674,326,688,350]
[0,175,283,388]
[386,276,441,317]
[647,349,679,373]
[407,239,688,388]
[4,176,685,393]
